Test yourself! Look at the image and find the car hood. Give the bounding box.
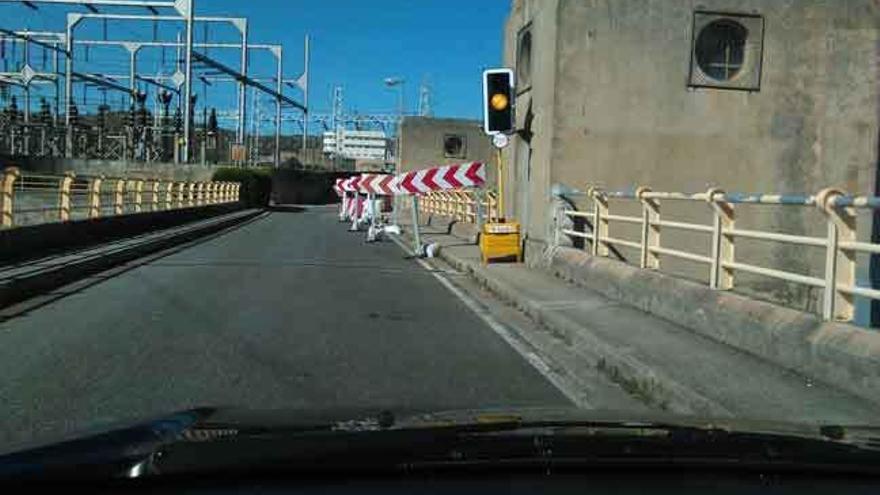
[1,406,879,480]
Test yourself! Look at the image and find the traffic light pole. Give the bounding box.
[496,146,504,222]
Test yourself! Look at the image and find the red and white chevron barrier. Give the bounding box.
[397,161,486,195]
[357,173,397,196]
[334,162,486,198]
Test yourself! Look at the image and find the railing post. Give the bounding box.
[708,188,735,290]
[176,182,186,208]
[149,180,160,211]
[637,187,660,269]
[553,200,563,248]
[58,172,75,222]
[592,189,609,257]
[196,182,205,206]
[459,192,467,221]
[132,179,144,213]
[1,167,20,229]
[164,181,174,210]
[187,182,196,207]
[87,175,103,219]
[234,183,241,202]
[817,188,856,321]
[475,190,485,232]
[113,179,126,215]
[221,182,229,203]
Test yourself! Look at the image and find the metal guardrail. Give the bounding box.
[0,166,241,229]
[419,190,499,224]
[553,185,876,323]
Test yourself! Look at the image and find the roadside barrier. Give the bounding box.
[553,184,879,323]
[1,166,241,230]
[332,162,487,249]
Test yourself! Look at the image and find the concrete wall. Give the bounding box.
[503,0,560,248]
[2,155,220,182]
[504,0,880,317]
[397,117,496,177]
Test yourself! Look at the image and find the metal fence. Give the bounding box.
[552,185,880,323]
[419,190,499,224]
[0,167,241,230]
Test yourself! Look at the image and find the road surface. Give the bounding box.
[0,208,569,453]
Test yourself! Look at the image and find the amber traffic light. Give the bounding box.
[483,68,514,134]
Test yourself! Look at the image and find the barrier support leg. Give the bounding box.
[411,195,422,254]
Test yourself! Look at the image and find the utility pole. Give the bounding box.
[273,45,282,168]
[181,0,195,163]
[301,34,309,154]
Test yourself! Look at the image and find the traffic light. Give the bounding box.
[482,68,515,135]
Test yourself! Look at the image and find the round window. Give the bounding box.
[695,19,748,81]
[443,135,465,158]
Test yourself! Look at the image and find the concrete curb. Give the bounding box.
[0,209,264,310]
[422,235,733,415]
[545,246,880,407]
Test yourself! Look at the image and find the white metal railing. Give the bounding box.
[1,166,241,230]
[554,185,875,323]
[420,190,499,224]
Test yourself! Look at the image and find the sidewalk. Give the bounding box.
[400,218,878,424]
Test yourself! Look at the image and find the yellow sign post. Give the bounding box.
[480,145,522,264]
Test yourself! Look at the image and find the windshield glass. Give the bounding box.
[1,0,879,464]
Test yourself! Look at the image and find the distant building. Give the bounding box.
[503,0,880,318]
[323,128,388,161]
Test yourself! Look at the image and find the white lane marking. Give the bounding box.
[389,235,587,408]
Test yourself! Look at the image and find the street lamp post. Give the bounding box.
[384,76,405,226]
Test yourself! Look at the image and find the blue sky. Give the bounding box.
[0,0,510,129]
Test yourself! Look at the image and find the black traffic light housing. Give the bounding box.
[483,68,515,135]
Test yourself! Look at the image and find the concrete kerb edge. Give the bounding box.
[544,246,880,408]
[400,228,734,416]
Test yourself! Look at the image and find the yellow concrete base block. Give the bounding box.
[480,222,522,264]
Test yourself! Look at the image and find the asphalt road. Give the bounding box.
[0,208,568,453]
